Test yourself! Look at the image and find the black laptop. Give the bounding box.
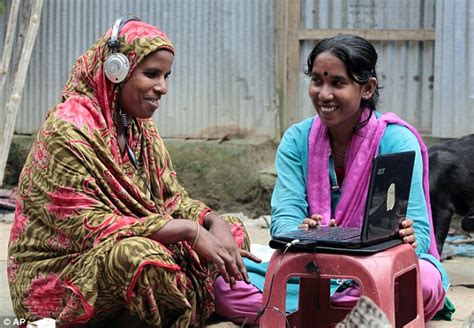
[269,151,416,254]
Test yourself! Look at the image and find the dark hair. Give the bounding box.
[304,34,381,127]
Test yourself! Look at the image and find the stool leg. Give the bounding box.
[358,269,397,324]
[347,251,423,326]
[260,253,290,328]
[394,265,425,327]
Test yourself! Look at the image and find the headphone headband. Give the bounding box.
[107,15,141,51]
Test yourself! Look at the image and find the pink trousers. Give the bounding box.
[213,259,446,324]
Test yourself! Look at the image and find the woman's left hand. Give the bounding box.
[204,213,261,289]
[399,218,417,249]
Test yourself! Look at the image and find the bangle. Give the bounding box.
[191,221,200,248]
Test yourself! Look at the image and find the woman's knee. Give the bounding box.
[419,259,446,321]
[419,260,444,299]
[107,237,174,274]
[220,215,251,251]
[213,275,262,324]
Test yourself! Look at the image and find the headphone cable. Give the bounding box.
[250,240,301,327]
[121,112,159,212]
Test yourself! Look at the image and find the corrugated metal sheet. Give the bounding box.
[1,0,472,139]
[299,0,436,135]
[0,0,277,139]
[432,0,474,138]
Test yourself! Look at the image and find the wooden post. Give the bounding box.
[0,0,44,187]
[274,0,286,140]
[275,0,301,138]
[284,0,301,133]
[0,0,20,95]
[298,28,435,41]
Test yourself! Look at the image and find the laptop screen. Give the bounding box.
[361,151,415,243]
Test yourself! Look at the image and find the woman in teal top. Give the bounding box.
[270,34,452,322]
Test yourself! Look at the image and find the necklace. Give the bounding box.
[330,142,347,158]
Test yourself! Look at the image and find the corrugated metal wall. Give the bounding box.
[299,0,436,135]
[432,0,474,138]
[0,0,277,139]
[1,0,473,139]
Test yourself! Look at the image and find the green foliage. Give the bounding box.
[0,1,5,16]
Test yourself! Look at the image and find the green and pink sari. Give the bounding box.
[8,20,247,327]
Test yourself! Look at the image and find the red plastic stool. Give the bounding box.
[260,243,424,328]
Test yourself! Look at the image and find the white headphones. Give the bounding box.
[104,15,141,83]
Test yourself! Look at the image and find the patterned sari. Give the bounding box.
[8,20,248,327]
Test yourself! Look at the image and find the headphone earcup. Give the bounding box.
[104,52,130,83]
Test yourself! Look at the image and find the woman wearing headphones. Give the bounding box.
[8,17,261,327]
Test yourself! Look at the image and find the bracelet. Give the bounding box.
[191,221,200,248]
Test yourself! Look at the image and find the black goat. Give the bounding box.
[428,134,474,255]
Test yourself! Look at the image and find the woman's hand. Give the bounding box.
[298,214,336,229]
[200,213,261,289]
[191,227,245,289]
[399,218,417,248]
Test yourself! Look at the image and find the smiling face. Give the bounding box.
[308,51,376,134]
[119,49,174,119]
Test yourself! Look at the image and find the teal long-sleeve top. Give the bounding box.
[270,115,449,290]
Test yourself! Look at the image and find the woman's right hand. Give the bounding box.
[298,214,336,229]
[191,226,250,289]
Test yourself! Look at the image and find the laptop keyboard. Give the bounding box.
[292,226,361,241]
